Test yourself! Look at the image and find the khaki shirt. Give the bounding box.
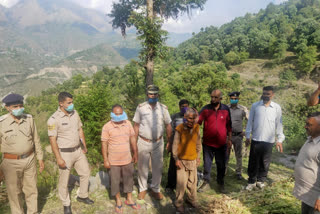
[228,104,249,133]
[133,101,171,140]
[47,108,82,148]
[0,113,43,160]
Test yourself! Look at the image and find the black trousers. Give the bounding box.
[247,140,273,184]
[203,143,227,185]
[166,152,177,190]
[301,202,320,214]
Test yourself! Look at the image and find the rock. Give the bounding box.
[97,171,110,190]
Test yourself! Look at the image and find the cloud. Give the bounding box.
[0,0,20,8]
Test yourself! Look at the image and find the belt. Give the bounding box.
[4,150,34,160]
[59,145,80,153]
[232,132,242,136]
[139,135,163,143]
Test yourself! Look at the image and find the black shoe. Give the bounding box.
[197,181,209,193]
[236,174,243,180]
[76,196,94,204]
[218,184,227,194]
[64,206,72,214]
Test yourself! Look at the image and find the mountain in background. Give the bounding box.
[0,0,190,97]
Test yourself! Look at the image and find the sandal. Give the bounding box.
[125,200,141,210]
[115,204,123,213]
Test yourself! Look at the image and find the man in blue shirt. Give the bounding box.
[245,86,285,191]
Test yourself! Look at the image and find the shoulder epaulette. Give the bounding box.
[160,103,168,109]
[139,102,148,107]
[0,114,8,122]
[25,114,33,118]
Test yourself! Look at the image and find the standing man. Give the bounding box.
[101,104,140,213]
[166,99,189,192]
[197,89,232,193]
[48,92,94,214]
[226,91,249,180]
[0,93,44,214]
[307,82,320,106]
[245,86,285,191]
[133,85,172,200]
[293,112,320,214]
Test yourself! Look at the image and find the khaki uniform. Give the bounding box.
[133,101,171,193]
[0,113,43,214]
[227,104,249,175]
[47,108,90,206]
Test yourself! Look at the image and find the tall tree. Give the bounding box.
[109,0,207,87]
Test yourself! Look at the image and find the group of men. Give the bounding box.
[0,82,320,214]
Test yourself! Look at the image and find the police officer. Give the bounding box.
[47,92,93,214]
[133,85,172,200]
[0,93,44,214]
[226,91,249,180]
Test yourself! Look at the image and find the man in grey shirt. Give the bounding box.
[294,112,320,214]
[245,86,285,191]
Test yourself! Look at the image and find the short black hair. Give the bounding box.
[112,104,123,111]
[263,86,274,91]
[179,99,189,106]
[58,92,73,102]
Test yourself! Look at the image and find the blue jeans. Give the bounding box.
[203,143,227,185]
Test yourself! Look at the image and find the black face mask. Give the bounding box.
[211,101,219,106]
[261,96,270,102]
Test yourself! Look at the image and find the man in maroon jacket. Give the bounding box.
[197,89,232,193]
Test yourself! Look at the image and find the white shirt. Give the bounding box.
[245,100,285,143]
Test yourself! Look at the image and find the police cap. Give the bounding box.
[2,93,24,106]
[228,91,241,97]
[147,85,159,94]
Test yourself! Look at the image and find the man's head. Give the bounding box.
[146,85,159,104]
[305,112,320,138]
[228,91,240,105]
[184,108,197,128]
[111,104,127,123]
[2,93,25,117]
[179,99,189,114]
[211,89,223,106]
[58,92,74,113]
[262,86,275,104]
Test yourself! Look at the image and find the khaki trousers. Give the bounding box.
[0,154,38,214]
[137,137,163,193]
[232,135,243,175]
[175,161,197,208]
[59,147,90,206]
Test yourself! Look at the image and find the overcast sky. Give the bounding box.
[0,0,288,33]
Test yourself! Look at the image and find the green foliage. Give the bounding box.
[75,84,114,164]
[279,69,297,87]
[296,45,317,75]
[223,51,249,68]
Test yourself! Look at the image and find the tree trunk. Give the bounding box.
[145,0,154,87]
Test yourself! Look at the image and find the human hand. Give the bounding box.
[276,142,283,153]
[57,158,67,169]
[104,160,110,169]
[175,160,182,169]
[132,153,138,164]
[82,147,88,154]
[196,158,201,167]
[38,160,45,173]
[315,199,320,211]
[245,138,251,147]
[166,143,172,153]
[227,139,232,149]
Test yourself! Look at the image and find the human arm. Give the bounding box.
[307,83,320,106]
[245,104,254,146]
[172,131,182,169]
[315,199,320,211]
[196,127,202,167]
[130,135,138,164]
[79,127,87,154]
[275,106,285,153]
[227,108,232,149]
[101,140,110,169]
[133,122,140,142]
[165,123,172,151]
[49,136,66,169]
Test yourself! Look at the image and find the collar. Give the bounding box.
[228,104,241,109]
[57,107,74,118]
[209,102,222,110]
[258,100,275,108]
[111,120,127,128]
[307,136,320,144]
[147,102,160,110]
[6,113,27,126]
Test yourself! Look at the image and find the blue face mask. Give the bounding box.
[65,104,74,112]
[111,111,128,122]
[148,98,158,104]
[12,108,24,117]
[230,99,239,105]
